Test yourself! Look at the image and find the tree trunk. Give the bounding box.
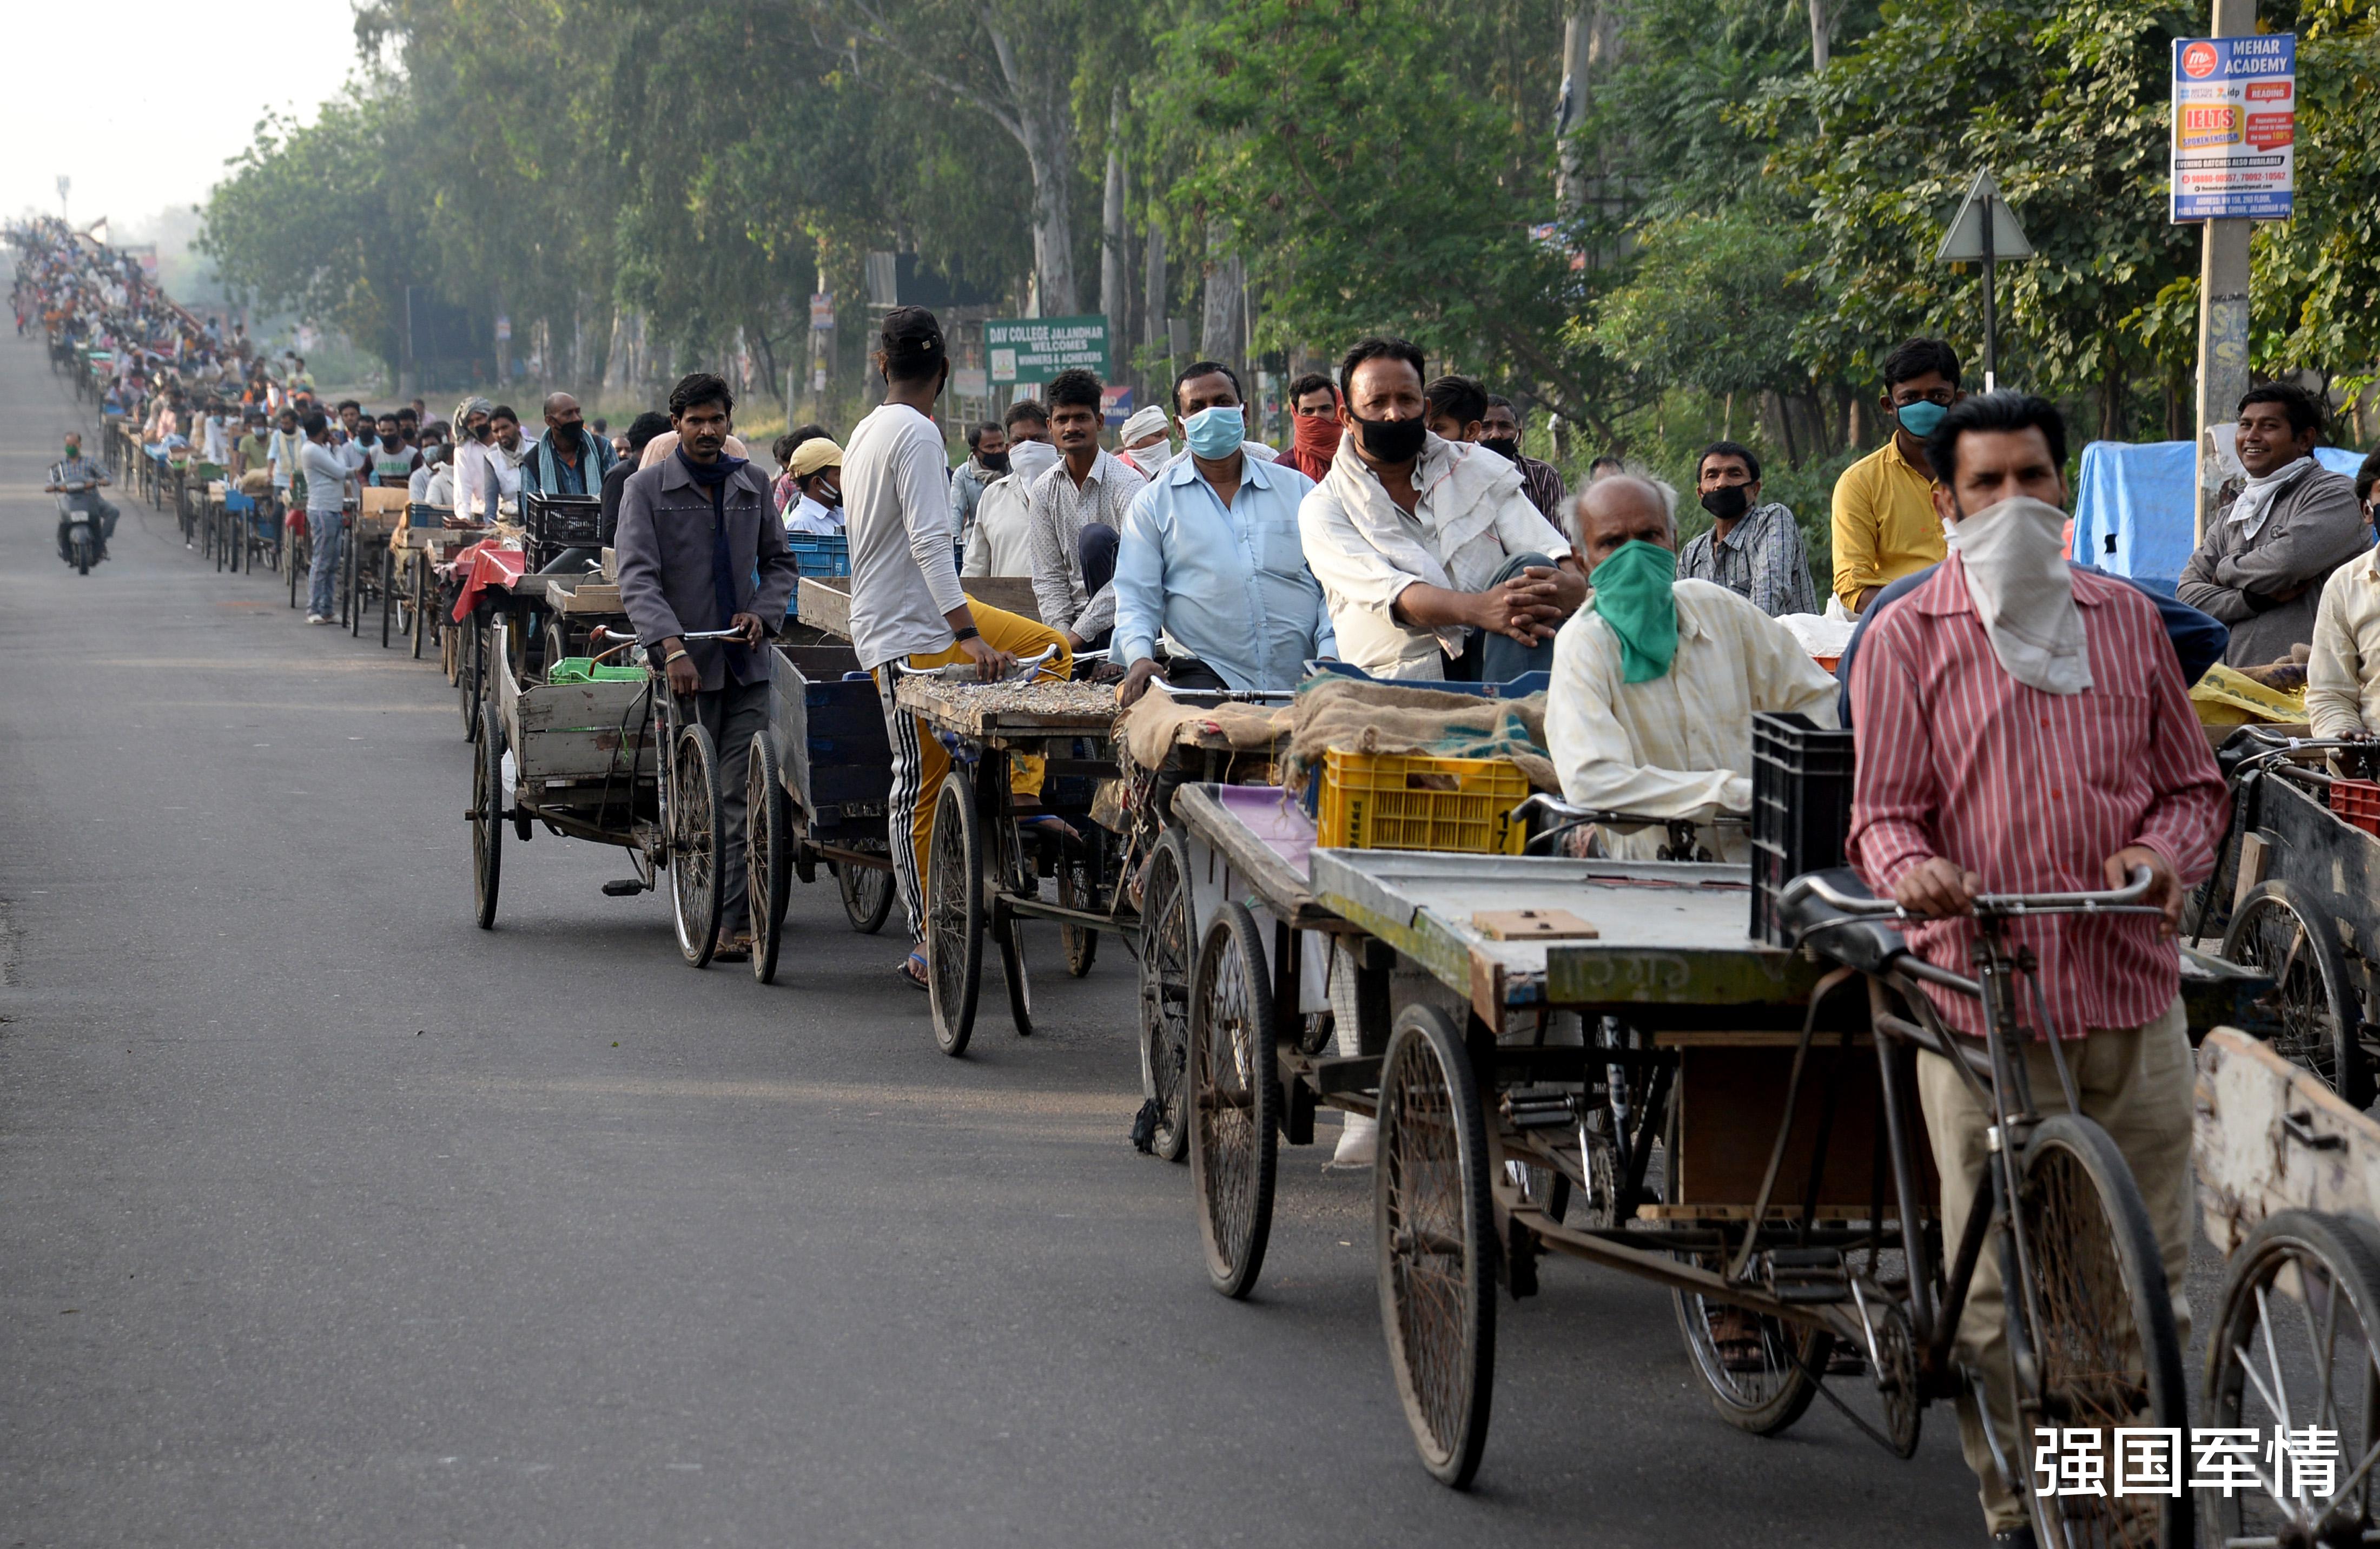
[1201,221,1244,379]
[1808,0,1833,71]
[1142,219,1168,371]
[1016,97,1079,317]
[1100,87,1128,389]
[1553,6,1591,217]
[2100,342,2125,445]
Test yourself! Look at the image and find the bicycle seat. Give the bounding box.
[1777,867,1909,975]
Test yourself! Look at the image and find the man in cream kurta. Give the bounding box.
[1545,476,1840,859]
[1299,427,1575,680]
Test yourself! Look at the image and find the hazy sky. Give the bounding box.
[5,2,363,242]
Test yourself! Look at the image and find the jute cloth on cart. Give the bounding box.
[1282,676,1556,794]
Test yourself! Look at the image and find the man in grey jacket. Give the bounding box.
[614,372,803,961]
[2178,383,2367,667]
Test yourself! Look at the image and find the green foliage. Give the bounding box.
[1589,208,1817,402]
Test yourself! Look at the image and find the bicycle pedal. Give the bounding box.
[1761,1247,1849,1304]
[600,879,645,897]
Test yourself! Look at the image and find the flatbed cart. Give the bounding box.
[743,641,901,985]
[2193,727,2380,1109]
[893,666,1133,1056]
[2194,1026,2380,1547]
[470,622,745,965]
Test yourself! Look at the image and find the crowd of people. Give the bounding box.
[24,213,2380,1546]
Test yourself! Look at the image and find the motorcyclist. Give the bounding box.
[45,432,118,563]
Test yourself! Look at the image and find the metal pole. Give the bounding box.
[2193,0,2259,541]
[1981,209,1997,394]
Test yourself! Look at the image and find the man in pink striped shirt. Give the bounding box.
[1847,393,2226,1546]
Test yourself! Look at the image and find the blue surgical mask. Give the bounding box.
[1894,399,1949,438]
[1182,404,1246,460]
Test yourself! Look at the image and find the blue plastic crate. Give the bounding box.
[784,532,851,622]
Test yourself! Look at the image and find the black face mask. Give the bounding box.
[1479,436,1521,462]
[979,451,1010,474]
[1699,484,1753,522]
[1353,412,1426,464]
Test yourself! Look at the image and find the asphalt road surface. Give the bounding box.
[0,328,1998,1547]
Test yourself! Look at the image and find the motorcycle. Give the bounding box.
[50,480,108,576]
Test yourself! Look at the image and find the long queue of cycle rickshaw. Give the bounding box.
[59,313,2365,1537]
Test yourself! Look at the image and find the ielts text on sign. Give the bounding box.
[2171,34,2296,221]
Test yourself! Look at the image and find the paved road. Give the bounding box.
[0,330,1989,1547]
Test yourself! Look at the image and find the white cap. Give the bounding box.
[1119,405,1172,447]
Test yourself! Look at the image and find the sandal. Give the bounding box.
[897,948,930,991]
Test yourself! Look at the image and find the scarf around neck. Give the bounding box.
[1321,431,1529,660]
[1945,495,2092,695]
[1590,540,1679,684]
[2225,452,2315,542]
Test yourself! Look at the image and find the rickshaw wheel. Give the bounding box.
[2224,881,2369,1109]
[1137,830,1195,1164]
[2015,1114,2191,1549]
[460,624,485,742]
[1057,829,1099,977]
[668,723,724,968]
[543,621,573,678]
[2203,1210,2380,1549]
[1190,902,1279,1299]
[747,733,790,985]
[839,858,895,934]
[1870,1298,1921,1460]
[926,780,986,1056]
[1376,1003,1496,1488]
[472,707,504,930]
[1673,1272,1830,1436]
[998,909,1033,1036]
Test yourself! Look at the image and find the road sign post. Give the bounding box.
[2174,5,2290,539]
[1935,169,2033,393]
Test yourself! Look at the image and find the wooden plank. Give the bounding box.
[958,576,1043,623]
[561,583,623,615]
[515,725,658,782]
[2194,1026,2380,1260]
[1473,908,1598,941]
[799,577,855,640]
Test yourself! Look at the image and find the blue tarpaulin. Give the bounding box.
[2073,440,2368,596]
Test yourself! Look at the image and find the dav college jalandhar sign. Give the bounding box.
[985,316,1110,386]
[2171,34,2296,221]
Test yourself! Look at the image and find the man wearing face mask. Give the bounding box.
[1112,405,1174,480]
[1675,440,1816,617]
[2177,382,2366,667]
[2304,451,2380,739]
[1480,395,1566,521]
[1299,336,1584,682]
[782,438,845,535]
[963,417,1058,579]
[449,397,497,525]
[521,391,617,498]
[1846,392,2227,1548]
[1832,337,1964,615]
[1113,360,1332,707]
[1283,372,1341,483]
[949,421,1008,546]
[1545,475,1839,861]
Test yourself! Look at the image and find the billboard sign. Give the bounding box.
[985,315,1109,386]
[2171,34,2295,221]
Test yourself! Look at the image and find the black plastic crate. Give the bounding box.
[524,492,603,567]
[1749,711,1857,946]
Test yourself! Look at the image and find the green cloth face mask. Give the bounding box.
[1590,539,1679,683]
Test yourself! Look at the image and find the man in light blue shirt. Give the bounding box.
[1114,360,1336,706]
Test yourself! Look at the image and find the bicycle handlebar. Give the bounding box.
[1790,866,2161,921]
[1510,791,1750,832]
[590,626,748,647]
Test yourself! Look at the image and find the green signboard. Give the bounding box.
[986,315,1109,385]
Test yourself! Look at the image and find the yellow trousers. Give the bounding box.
[870,603,1069,942]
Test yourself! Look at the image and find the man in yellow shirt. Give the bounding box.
[1830,337,1965,614]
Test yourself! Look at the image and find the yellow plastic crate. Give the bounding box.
[1314,749,1531,855]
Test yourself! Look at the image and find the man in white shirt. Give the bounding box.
[781,438,846,535]
[962,436,1057,578]
[1024,367,1145,651]
[843,307,1069,991]
[298,412,355,626]
[1299,337,1584,682]
[1544,476,1839,860]
[450,397,496,523]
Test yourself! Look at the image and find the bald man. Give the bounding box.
[522,391,617,498]
[1543,476,1839,860]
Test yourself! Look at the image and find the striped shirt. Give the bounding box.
[1677,501,1818,618]
[1024,449,1145,638]
[1846,561,2226,1039]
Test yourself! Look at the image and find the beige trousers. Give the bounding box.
[1915,997,2194,1533]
